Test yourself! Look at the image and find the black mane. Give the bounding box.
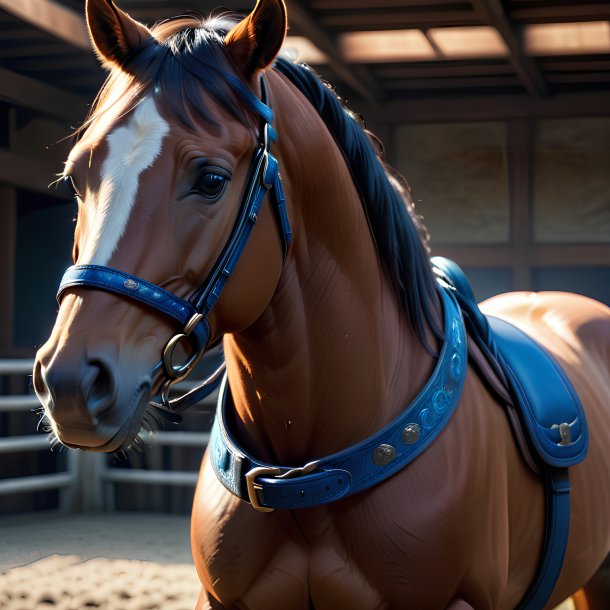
[274,58,442,348]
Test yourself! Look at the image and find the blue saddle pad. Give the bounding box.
[432,257,588,469]
[488,315,588,468]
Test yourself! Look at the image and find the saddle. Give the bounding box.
[432,257,588,610]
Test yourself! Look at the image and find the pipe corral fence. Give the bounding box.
[0,359,215,514]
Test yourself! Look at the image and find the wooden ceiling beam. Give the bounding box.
[509,4,610,24]
[376,63,514,79]
[360,91,610,124]
[320,10,478,29]
[541,59,610,72]
[286,1,385,106]
[0,148,70,197]
[431,244,610,268]
[0,0,89,49]
[546,72,610,84]
[0,67,89,122]
[312,0,469,8]
[470,0,548,97]
[385,75,520,90]
[0,45,74,59]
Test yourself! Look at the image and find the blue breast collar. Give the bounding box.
[209,282,467,511]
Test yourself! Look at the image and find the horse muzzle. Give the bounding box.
[33,349,152,452]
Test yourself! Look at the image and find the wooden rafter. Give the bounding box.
[431,244,610,268]
[509,3,610,23]
[470,0,548,97]
[320,10,479,30]
[286,1,385,106]
[312,0,469,8]
[360,91,610,123]
[0,67,89,122]
[0,0,89,49]
[0,149,70,197]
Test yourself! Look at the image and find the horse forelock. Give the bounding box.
[79,14,261,142]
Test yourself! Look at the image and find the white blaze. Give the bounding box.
[79,97,170,265]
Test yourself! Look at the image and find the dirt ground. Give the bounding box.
[0,513,200,610]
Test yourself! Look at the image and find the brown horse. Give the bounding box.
[33,0,610,608]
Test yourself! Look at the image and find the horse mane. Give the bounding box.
[80,14,442,349]
[274,58,442,348]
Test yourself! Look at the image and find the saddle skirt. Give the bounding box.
[432,257,589,472]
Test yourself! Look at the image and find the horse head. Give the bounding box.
[33,0,289,452]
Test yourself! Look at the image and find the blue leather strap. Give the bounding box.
[516,469,571,610]
[269,155,292,257]
[196,145,279,317]
[58,264,211,353]
[209,284,468,510]
[58,265,196,326]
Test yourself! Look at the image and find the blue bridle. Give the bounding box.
[57,79,291,411]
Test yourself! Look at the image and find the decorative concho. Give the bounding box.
[402,423,421,445]
[419,407,435,430]
[450,352,462,380]
[373,444,396,466]
[123,279,140,290]
[432,389,450,416]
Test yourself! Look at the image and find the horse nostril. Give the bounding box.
[85,358,118,419]
[33,359,45,395]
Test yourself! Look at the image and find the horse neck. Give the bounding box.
[224,72,437,465]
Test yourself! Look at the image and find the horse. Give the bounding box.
[32,0,610,608]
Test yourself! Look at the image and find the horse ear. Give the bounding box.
[225,0,287,78]
[86,0,152,69]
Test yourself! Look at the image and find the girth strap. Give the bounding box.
[516,469,571,610]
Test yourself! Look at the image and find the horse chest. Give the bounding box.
[194,459,463,609]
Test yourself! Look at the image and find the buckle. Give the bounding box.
[245,461,319,512]
[245,467,281,512]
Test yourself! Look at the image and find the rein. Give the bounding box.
[57,78,291,412]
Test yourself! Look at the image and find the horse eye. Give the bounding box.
[65,175,80,199]
[192,170,229,202]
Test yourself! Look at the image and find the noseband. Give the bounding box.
[57,79,291,412]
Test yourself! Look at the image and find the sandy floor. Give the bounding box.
[0,513,200,610]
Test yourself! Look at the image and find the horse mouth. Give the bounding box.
[57,381,152,453]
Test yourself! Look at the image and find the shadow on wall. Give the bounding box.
[14,189,74,350]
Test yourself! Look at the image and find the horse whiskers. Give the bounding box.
[112,407,166,457]
[47,431,63,451]
[36,409,50,432]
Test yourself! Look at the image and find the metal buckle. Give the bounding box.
[245,467,281,512]
[245,461,319,512]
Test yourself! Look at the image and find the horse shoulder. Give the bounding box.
[191,453,310,609]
